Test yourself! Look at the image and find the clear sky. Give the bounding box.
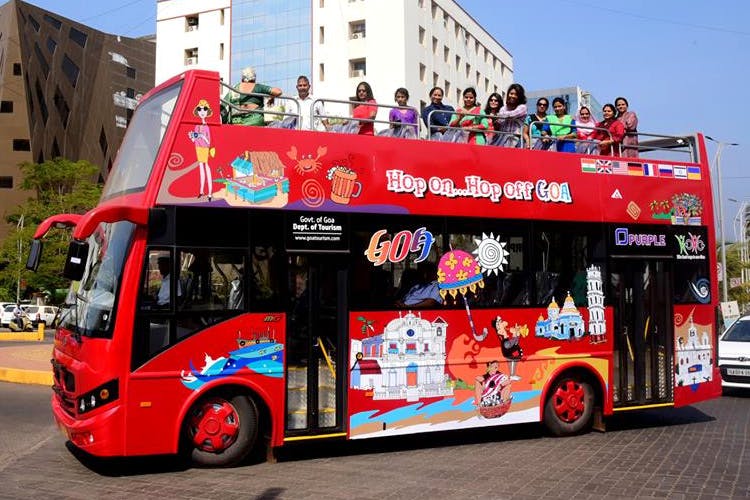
[25,0,750,240]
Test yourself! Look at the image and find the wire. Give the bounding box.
[80,0,150,23]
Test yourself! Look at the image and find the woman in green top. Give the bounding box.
[546,97,577,153]
[448,87,489,145]
[225,66,283,126]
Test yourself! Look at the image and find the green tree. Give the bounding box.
[0,158,102,301]
[725,242,750,309]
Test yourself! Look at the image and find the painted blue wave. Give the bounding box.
[181,342,284,390]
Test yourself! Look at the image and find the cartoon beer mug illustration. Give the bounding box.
[327,165,362,204]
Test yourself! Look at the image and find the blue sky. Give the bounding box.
[27,0,749,239]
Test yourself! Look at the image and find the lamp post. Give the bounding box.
[706,136,739,303]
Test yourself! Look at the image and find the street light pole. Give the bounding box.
[706,136,739,303]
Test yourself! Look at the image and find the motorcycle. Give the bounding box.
[8,314,33,332]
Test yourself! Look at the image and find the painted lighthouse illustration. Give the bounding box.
[587,265,607,344]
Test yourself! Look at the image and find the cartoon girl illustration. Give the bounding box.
[493,315,524,381]
[189,99,214,201]
[474,360,512,418]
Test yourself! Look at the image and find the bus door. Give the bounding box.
[610,258,673,407]
[285,253,346,436]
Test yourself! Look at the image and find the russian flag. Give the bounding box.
[658,164,673,177]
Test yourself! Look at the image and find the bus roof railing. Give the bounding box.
[313,98,421,137]
[219,81,302,129]
[529,120,616,154]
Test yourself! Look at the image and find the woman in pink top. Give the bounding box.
[351,81,377,135]
[495,83,527,148]
[189,99,214,200]
[615,97,639,157]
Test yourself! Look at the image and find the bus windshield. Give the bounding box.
[101,82,182,200]
[59,221,135,338]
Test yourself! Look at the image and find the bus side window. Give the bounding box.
[179,249,246,311]
[140,249,174,310]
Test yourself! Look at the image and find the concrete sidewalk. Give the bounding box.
[0,336,53,386]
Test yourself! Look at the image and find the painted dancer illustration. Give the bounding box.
[189,99,215,201]
[474,360,512,418]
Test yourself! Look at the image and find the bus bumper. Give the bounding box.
[52,394,125,457]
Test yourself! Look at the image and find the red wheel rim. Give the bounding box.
[189,398,241,452]
[552,379,585,423]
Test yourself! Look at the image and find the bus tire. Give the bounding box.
[184,392,258,467]
[543,374,594,437]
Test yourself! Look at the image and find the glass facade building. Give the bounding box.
[230,0,312,91]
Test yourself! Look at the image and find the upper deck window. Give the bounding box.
[101,82,182,200]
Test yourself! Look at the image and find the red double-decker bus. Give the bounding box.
[31,70,720,466]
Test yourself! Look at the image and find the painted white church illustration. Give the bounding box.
[350,312,454,402]
[675,317,713,386]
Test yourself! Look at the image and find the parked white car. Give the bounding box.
[23,305,59,327]
[718,315,750,390]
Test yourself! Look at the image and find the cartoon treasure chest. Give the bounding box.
[225,151,289,203]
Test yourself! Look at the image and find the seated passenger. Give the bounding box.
[224,66,282,126]
[483,93,503,145]
[449,87,488,145]
[388,87,418,138]
[421,86,454,138]
[351,81,378,135]
[592,103,625,156]
[575,106,598,154]
[547,97,577,153]
[523,97,551,150]
[395,262,441,309]
[495,83,527,148]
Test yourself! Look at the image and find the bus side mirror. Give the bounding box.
[25,239,43,271]
[63,240,89,281]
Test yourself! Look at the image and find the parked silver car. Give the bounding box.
[718,315,750,390]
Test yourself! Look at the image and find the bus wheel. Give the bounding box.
[185,393,258,467]
[543,375,594,436]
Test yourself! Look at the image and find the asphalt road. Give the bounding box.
[0,382,749,499]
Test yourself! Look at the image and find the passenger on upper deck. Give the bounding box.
[294,75,330,131]
[524,97,551,150]
[388,87,419,138]
[224,66,283,126]
[449,87,488,145]
[547,97,577,153]
[615,97,639,158]
[421,86,455,138]
[351,81,378,135]
[592,103,625,157]
[575,106,598,154]
[484,92,503,145]
[495,83,527,148]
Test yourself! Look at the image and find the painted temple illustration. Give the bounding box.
[350,312,454,402]
[675,317,713,386]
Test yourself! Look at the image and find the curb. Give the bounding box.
[0,367,53,386]
[0,331,45,342]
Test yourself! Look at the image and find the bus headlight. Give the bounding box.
[77,379,119,415]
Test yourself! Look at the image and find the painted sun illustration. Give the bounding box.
[473,232,509,276]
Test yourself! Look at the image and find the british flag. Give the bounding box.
[595,159,612,173]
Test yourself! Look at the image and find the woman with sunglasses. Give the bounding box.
[449,87,488,145]
[592,103,625,156]
[483,92,503,145]
[189,100,215,200]
[523,98,551,150]
[351,81,378,135]
[615,97,639,157]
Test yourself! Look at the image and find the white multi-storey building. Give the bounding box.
[156,0,513,127]
[155,0,231,85]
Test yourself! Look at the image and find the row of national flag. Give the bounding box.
[580,159,701,180]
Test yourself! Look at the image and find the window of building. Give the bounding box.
[12,63,21,76]
[220,8,225,25]
[319,63,325,82]
[0,101,12,113]
[53,86,69,126]
[432,72,438,87]
[99,127,108,154]
[419,63,426,82]
[418,0,425,7]
[476,71,481,87]
[51,138,60,158]
[126,87,135,99]
[62,55,79,88]
[349,20,365,39]
[431,2,438,20]
[185,48,198,65]
[219,43,224,61]
[28,15,40,32]
[186,15,199,32]
[34,79,48,124]
[13,139,31,151]
[69,27,88,48]
[444,81,451,98]
[455,55,460,71]
[0,176,12,189]
[418,26,425,45]
[432,37,438,55]
[34,43,49,78]
[465,63,470,78]
[319,26,324,44]
[444,46,449,63]
[319,0,324,7]
[43,14,62,30]
[126,66,136,78]
[349,58,366,78]
[47,36,57,54]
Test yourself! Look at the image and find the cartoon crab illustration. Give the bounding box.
[287,145,327,175]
